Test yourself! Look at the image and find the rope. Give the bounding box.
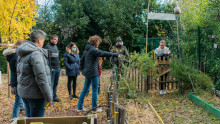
[148,100,165,124]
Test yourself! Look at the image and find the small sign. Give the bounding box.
[148,13,176,20]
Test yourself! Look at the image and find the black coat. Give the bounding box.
[63,52,80,76]
[3,48,17,87]
[81,43,118,78]
[44,43,60,69]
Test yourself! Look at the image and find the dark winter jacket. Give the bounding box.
[16,41,53,102]
[3,48,17,87]
[111,45,129,65]
[44,43,60,69]
[63,52,80,76]
[81,43,118,78]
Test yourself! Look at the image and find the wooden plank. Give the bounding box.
[116,106,126,124]
[24,116,92,124]
[141,74,143,92]
[135,68,137,86]
[159,69,171,77]
[7,62,11,98]
[0,43,14,47]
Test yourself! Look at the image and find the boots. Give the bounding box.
[73,93,79,99]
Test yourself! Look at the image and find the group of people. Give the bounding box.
[3,29,130,119]
[3,29,170,119]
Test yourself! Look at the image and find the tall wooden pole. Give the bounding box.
[7,41,11,98]
[176,15,181,58]
[146,0,150,53]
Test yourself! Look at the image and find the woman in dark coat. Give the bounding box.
[3,39,27,118]
[63,42,80,99]
[77,35,121,112]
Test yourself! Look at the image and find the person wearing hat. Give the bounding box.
[111,36,129,68]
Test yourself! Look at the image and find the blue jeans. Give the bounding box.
[12,88,25,118]
[22,98,46,117]
[52,68,60,99]
[77,76,99,110]
[86,77,101,95]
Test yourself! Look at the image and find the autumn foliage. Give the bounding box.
[0,0,38,43]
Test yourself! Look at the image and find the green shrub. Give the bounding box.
[117,77,138,99]
[170,59,213,92]
[215,78,220,91]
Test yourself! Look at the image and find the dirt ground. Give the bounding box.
[0,69,159,124]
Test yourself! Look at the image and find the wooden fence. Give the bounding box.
[123,56,178,93]
[106,66,126,124]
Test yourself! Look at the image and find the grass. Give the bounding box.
[150,90,220,124]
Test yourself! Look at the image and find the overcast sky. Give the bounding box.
[37,0,54,6]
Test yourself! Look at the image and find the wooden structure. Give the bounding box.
[123,56,177,93]
[11,116,97,124]
[155,56,177,91]
[106,67,126,124]
[0,42,14,98]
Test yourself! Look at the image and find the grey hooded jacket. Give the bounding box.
[16,41,53,102]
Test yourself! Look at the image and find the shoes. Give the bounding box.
[69,95,73,99]
[92,108,102,113]
[160,90,163,95]
[160,90,167,95]
[73,94,79,99]
[163,90,167,94]
[77,108,87,112]
[53,97,62,102]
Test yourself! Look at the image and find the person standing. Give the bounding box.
[63,42,80,99]
[155,40,171,95]
[3,39,27,119]
[85,56,103,96]
[77,35,121,112]
[44,34,61,102]
[155,40,171,58]
[111,36,129,67]
[16,29,53,117]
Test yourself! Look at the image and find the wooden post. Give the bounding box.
[135,68,137,87]
[204,55,206,73]
[116,106,126,124]
[7,41,11,98]
[146,0,151,53]
[7,62,11,98]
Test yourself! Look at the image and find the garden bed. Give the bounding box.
[150,91,220,124]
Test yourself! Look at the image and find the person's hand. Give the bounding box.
[48,101,53,106]
[118,54,122,59]
[164,51,168,55]
[11,87,15,95]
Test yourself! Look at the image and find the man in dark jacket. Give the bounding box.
[16,29,53,117]
[111,36,129,67]
[44,34,61,102]
[77,35,121,112]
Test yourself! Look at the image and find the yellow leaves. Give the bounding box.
[0,0,38,43]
